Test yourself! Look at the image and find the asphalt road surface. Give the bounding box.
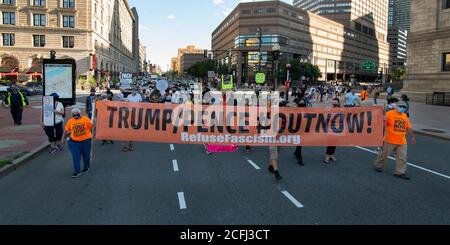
[0,134,449,225]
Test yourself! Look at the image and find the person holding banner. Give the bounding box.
[323,98,340,164]
[62,108,93,178]
[41,93,65,154]
[374,101,416,180]
[122,88,142,152]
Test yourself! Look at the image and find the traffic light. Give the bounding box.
[50,50,56,59]
[226,49,231,57]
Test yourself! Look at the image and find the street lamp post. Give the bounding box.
[285,63,291,101]
[272,44,280,91]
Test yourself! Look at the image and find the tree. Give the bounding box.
[87,77,97,89]
[390,68,405,81]
[186,60,230,81]
[279,59,322,82]
[79,77,87,90]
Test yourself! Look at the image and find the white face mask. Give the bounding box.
[390,103,397,108]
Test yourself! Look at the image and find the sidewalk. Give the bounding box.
[300,96,450,140]
[0,91,90,163]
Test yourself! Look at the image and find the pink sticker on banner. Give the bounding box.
[206,145,238,153]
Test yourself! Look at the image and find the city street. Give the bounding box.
[0,134,449,225]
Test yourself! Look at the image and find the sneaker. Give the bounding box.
[297,158,304,166]
[101,141,107,146]
[128,145,135,151]
[206,151,212,155]
[374,168,383,173]
[56,144,64,151]
[82,168,90,174]
[122,146,129,152]
[394,174,411,180]
[109,140,114,145]
[330,157,338,162]
[72,172,81,178]
[268,165,275,174]
[274,171,283,181]
[49,147,58,154]
[323,159,331,164]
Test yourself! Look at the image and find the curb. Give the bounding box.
[0,142,50,179]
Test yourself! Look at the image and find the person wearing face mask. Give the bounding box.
[41,93,65,154]
[4,83,29,125]
[323,98,341,164]
[374,101,416,180]
[62,108,93,178]
[85,88,97,119]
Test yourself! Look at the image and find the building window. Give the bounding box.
[266,8,276,14]
[2,33,15,46]
[2,0,15,5]
[33,35,45,47]
[443,53,450,71]
[2,12,15,25]
[63,0,75,8]
[63,15,74,28]
[33,14,46,26]
[241,9,251,15]
[62,36,74,48]
[444,0,450,9]
[33,0,45,6]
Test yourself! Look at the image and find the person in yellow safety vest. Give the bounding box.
[3,83,29,125]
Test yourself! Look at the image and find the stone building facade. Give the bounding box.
[0,0,139,82]
[403,0,450,101]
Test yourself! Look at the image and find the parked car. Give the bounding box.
[16,84,37,96]
[0,85,8,99]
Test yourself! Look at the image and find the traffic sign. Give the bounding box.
[255,72,266,84]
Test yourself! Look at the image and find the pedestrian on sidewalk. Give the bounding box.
[386,85,394,100]
[374,101,416,180]
[62,108,93,178]
[106,87,114,101]
[41,93,65,154]
[86,88,97,119]
[4,83,28,125]
[374,87,381,105]
[323,98,341,164]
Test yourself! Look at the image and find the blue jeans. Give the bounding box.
[68,139,92,174]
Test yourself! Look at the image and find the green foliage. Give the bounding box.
[279,59,322,81]
[87,77,97,87]
[186,60,231,79]
[389,68,405,81]
[111,78,119,85]
[78,77,87,86]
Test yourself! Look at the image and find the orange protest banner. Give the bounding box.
[95,101,384,147]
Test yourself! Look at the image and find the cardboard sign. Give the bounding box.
[43,96,55,127]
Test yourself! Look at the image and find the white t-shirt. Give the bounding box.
[127,93,142,103]
[55,102,64,124]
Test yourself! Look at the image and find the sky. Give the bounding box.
[128,0,293,72]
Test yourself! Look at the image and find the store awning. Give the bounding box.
[0,66,17,73]
[26,65,42,74]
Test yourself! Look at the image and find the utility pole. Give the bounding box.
[257,26,262,73]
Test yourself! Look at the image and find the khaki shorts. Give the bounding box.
[269,146,279,161]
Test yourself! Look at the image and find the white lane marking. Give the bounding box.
[356,146,450,180]
[247,159,261,170]
[172,160,179,172]
[170,144,175,151]
[281,191,304,208]
[177,192,187,210]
